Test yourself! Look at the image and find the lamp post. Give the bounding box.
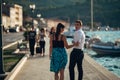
[91,0,93,31]
[0,0,5,76]
[29,4,35,28]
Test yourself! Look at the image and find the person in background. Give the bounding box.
[48,27,55,38]
[39,28,46,56]
[49,27,56,36]
[69,20,85,80]
[49,23,75,80]
[28,27,36,57]
[3,25,7,34]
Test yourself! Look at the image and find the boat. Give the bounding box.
[90,41,120,55]
[85,35,101,48]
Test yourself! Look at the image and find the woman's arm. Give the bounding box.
[49,35,53,59]
[36,33,40,42]
[63,35,74,49]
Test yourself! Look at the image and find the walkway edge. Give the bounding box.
[4,54,28,80]
[84,53,120,80]
[3,39,23,50]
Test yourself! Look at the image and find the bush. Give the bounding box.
[23,31,29,41]
[3,44,24,72]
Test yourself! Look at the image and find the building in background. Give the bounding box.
[2,4,23,30]
[2,3,10,29]
[2,14,10,29]
[10,4,23,28]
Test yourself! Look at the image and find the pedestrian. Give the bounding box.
[48,27,56,38]
[69,20,85,80]
[28,27,36,57]
[3,25,7,34]
[49,23,74,80]
[49,27,55,35]
[39,28,46,56]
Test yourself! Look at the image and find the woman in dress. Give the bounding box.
[49,23,74,80]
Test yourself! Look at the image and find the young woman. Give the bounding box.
[50,27,56,35]
[48,27,56,38]
[39,28,46,56]
[49,23,74,80]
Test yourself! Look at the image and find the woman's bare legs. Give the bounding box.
[54,69,64,80]
[60,69,64,80]
[55,72,59,80]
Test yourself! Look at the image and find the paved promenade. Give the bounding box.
[6,37,120,80]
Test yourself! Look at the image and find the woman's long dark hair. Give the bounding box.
[55,23,65,40]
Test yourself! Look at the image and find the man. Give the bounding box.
[69,20,85,80]
[28,27,36,56]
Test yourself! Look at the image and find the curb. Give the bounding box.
[3,39,23,50]
[4,54,29,80]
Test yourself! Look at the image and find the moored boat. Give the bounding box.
[91,42,120,55]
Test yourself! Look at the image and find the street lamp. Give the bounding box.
[37,14,41,18]
[3,2,6,5]
[91,0,93,31]
[0,0,5,77]
[29,4,35,28]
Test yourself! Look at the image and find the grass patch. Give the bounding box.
[3,44,25,72]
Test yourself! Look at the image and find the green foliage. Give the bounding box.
[3,44,24,72]
[4,0,120,27]
[23,31,29,41]
[4,55,23,72]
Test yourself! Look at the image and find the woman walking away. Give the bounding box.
[49,23,74,80]
[39,28,46,56]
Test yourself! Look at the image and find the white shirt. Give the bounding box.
[73,28,85,50]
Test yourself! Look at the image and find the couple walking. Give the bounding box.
[49,20,85,80]
[28,27,46,57]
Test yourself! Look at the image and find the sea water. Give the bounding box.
[67,31,120,77]
[86,31,120,43]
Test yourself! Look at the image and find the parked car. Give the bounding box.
[9,28,16,32]
[9,27,20,32]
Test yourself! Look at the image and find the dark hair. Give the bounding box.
[55,23,65,40]
[40,28,44,32]
[50,27,55,34]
